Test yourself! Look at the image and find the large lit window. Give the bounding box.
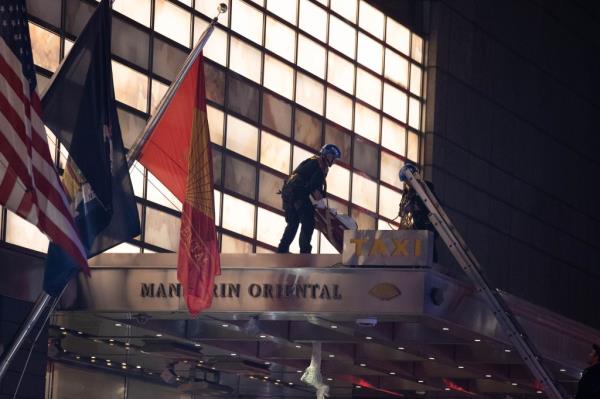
[222,194,255,237]
[112,61,148,112]
[327,52,355,94]
[297,35,326,79]
[231,0,264,45]
[226,115,259,160]
[260,131,291,173]
[326,88,353,130]
[229,37,262,83]
[329,16,355,59]
[265,17,296,62]
[299,0,327,42]
[264,55,295,99]
[267,0,298,24]
[296,72,324,115]
[29,23,60,72]
[154,0,191,46]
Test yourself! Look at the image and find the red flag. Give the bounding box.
[138,54,220,314]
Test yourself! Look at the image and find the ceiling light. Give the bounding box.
[329,354,335,358]
[442,327,450,331]
[221,324,229,328]
[485,374,492,378]
[389,372,396,375]
[360,363,366,367]
[156,334,162,337]
[59,327,65,330]
[560,368,566,372]
[296,370,302,373]
[331,325,338,329]
[537,391,543,394]
[249,376,255,379]
[326,377,333,381]
[276,379,281,382]
[263,376,269,379]
[194,343,201,347]
[295,345,302,348]
[445,387,451,391]
[511,382,518,386]
[365,336,372,340]
[91,359,96,363]
[259,334,267,338]
[504,349,511,353]
[397,346,405,350]
[418,380,424,383]
[75,356,80,360]
[288,382,293,386]
[136,365,141,369]
[115,323,122,327]
[121,365,127,369]
[121,362,127,366]
[355,385,362,389]
[458,365,464,369]
[474,338,481,342]
[125,342,130,346]
[230,353,237,357]
[91,356,96,359]
[428,357,435,360]
[264,361,270,365]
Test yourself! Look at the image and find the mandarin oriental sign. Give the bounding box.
[342,230,433,266]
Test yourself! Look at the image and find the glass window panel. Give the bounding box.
[264,55,294,100]
[380,151,404,185]
[259,170,285,209]
[112,61,148,112]
[147,171,182,210]
[226,114,259,160]
[326,88,353,130]
[383,83,407,123]
[358,0,384,39]
[256,245,275,253]
[297,35,326,79]
[155,0,191,46]
[262,93,292,137]
[353,136,378,178]
[227,74,260,121]
[213,148,222,186]
[65,0,95,37]
[224,154,257,199]
[63,38,74,58]
[379,185,403,220]
[205,62,226,104]
[129,162,145,197]
[221,234,253,253]
[411,33,424,63]
[352,173,377,212]
[231,0,264,45]
[292,145,315,170]
[207,105,224,145]
[5,212,49,252]
[331,0,356,23]
[381,117,406,156]
[145,207,181,251]
[324,123,351,164]
[294,108,322,150]
[386,18,410,55]
[299,0,327,42]
[257,207,287,246]
[247,0,264,6]
[295,72,324,115]
[407,131,419,162]
[319,232,337,254]
[357,32,383,74]
[111,18,150,69]
[325,197,348,215]
[222,194,256,237]
[194,19,228,66]
[229,37,262,83]
[409,63,422,96]
[29,23,60,72]
[327,52,354,94]
[356,68,381,109]
[36,73,50,95]
[153,37,187,81]
[354,103,380,143]
[260,131,291,174]
[117,108,146,150]
[290,228,318,253]
[267,0,298,25]
[329,16,355,59]
[28,0,61,26]
[151,79,169,115]
[327,164,350,200]
[408,97,421,129]
[378,218,397,230]
[196,0,230,26]
[314,0,328,5]
[385,48,409,88]
[214,189,222,226]
[265,17,296,62]
[106,242,140,253]
[352,207,376,229]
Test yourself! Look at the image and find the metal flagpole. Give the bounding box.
[127,3,228,167]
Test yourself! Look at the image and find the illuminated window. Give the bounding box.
[231,0,264,45]
[319,233,338,254]
[214,189,222,226]
[222,194,255,237]
[150,79,169,115]
[226,115,259,160]
[331,0,356,23]
[356,67,381,109]
[145,207,181,251]
[296,72,324,115]
[358,0,384,39]
[194,20,228,66]
[407,131,419,162]
[383,83,407,123]
[196,0,231,26]
[229,37,262,83]
[147,171,182,210]
[386,18,410,55]
[411,33,424,63]
[294,108,322,150]
[259,170,285,209]
[5,212,48,252]
[265,17,296,62]
[129,162,145,197]
[154,0,191,47]
[357,32,383,74]
[266,0,298,24]
[221,234,253,253]
[117,108,146,150]
[263,93,292,136]
[299,0,327,42]
[260,131,291,174]
[207,105,225,145]
[327,52,354,95]
[292,145,315,170]
[385,48,409,88]
[354,103,380,143]
[409,63,422,96]
[381,117,406,156]
[257,207,287,246]
[326,88,353,130]
[408,97,421,130]
[106,242,140,253]
[113,0,151,27]
[379,185,403,220]
[380,151,404,186]
[327,164,350,200]
[112,61,148,112]
[329,16,355,59]
[352,173,377,212]
[264,55,295,99]
[29,23,60,72]
[297,34,326,79]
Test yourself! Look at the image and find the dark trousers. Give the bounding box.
[277,198,315,254]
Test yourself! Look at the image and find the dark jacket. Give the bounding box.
[282,156,327,202]
[577,363,600,399]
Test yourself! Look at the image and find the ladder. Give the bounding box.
[399,164,565,399]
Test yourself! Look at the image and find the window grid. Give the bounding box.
[12,0,422,254]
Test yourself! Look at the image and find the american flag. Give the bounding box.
[0,1,88,270]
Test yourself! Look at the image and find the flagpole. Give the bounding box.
[127,4,228,167]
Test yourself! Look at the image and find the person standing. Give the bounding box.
[576,344,600,399]
[277,144,341,254]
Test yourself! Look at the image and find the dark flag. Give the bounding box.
[41,0,140,295]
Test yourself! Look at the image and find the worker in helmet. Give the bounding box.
[277,144,341,254]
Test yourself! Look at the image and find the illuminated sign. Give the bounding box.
[342,230,433,266]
